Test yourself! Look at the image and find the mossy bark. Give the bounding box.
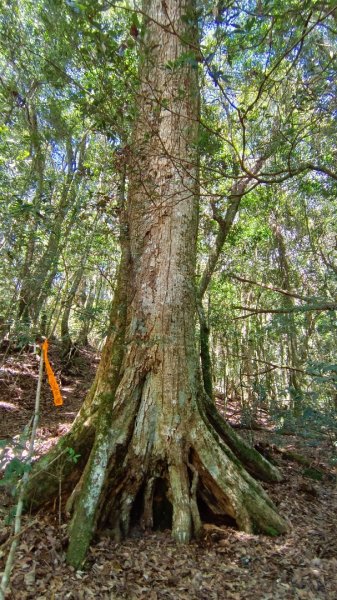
[197,299,214,399]
[25,0,287,570]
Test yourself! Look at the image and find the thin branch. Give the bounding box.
[198,158,265,300]
[233,302,337,319]
[245,6,337,114]
[231,354,319,377]
[225,273,312,301]
[0,518,40,551]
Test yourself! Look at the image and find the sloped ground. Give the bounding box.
[0,342,98,441]
[0,346,337,599]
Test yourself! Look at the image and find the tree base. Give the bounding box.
[24,327,287,572]
[25,386,286,569]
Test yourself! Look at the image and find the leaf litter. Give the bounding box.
[0,346,337,599]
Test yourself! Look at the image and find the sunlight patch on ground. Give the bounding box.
[0,423,74,472]
[0,401,19,411]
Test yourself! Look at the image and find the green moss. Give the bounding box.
[264,527,280,537]
[303,467,323,481]
[97,392,114,407]
[255,523,281,536]
[264,526,280,537]
[283,451,310,466]
[198,304,213,399]
[67,521,93,568]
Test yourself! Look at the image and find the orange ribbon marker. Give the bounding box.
[41,339,63,406]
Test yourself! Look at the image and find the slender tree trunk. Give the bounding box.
[30,139,82,327]
[240,290,256,424]
[17,104,45,326]
[61,266,86,360]
[197,298,213,398]
[17,135,86,329]
[273,222,303,415]
[197,159,265,397]
[76,279,97,347]
[25,0,286,569]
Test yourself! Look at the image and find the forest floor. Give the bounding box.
[0,343,337,600]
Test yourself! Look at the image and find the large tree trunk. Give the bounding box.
[25,0,286,569]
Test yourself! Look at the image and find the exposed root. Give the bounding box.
[169,462,192,544]
[190,418,287,535]
[117,460,146,537]
[66,431,112,567]
[65,377,146,567]
[201,392,283,483]
[24,421,95,509]
[26,382,286,569]
[141,477,155,529]
[188,461,202,538]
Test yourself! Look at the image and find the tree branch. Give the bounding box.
[225,273,312,301]
[233,302,337,319]
[198,158,265,300]
[229,354,322,378]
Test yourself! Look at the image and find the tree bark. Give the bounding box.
[25,0,286,569]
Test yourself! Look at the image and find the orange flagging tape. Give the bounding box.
[41,339,63,406]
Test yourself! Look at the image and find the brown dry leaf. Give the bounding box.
[110,559,123,572]
[23,566,36,587]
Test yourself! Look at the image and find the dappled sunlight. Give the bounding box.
[0,401,18,412]
[0,343,96,444]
